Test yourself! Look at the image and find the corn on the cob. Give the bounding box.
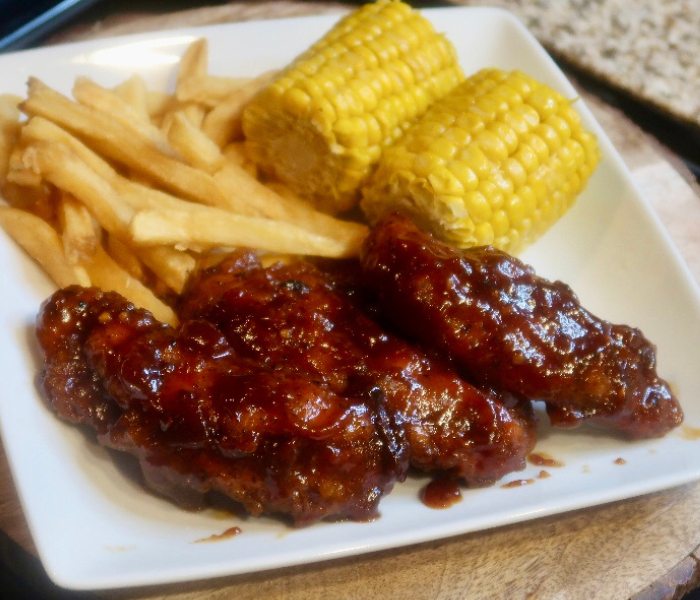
[361,68,601,254]
[242,0,464,214]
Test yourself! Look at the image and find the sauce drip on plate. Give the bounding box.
[194,526,242,543]
[421,478,462,509]
[528,452,564,468]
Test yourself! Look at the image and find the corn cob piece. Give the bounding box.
[361,68,601,254]
[242,0,464,214]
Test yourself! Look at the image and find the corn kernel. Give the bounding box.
[474,221,495,245]
[544,115,572,142]
[479,180,504,210]
[429,136,458,161]
[558,102,582,128]
[487,121,519,155]
[444,127,471,147]
[283,88,311,115]
[457,144,492,179]
[415,151,446,174]
[364,114,383,146]
[464,191,492,224]
[505,194,525,227]
[428,167,463,195]
[448,160,479,191]
[529,88,559,118]
[522,132,549,163]
[535,123,562,153]
[514,144,540,174]
[474,130,509,163]
[336,117,368,148]
[491,209,510,236]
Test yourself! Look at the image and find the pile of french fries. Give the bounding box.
[0,39,368,326]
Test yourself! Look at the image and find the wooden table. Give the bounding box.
[2,3,700,599]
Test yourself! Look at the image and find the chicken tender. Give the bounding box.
[360,213,683,439]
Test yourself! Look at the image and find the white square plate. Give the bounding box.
[1,6,700,591]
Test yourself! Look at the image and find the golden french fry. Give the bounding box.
[167,112,225,173]
[147,90,176,123]
[176,74,253,107]
[6,159,43,188]
[159,111,176,136]
[177,39,208,91]
[19,120,225,221]
[262,181,368,245]
[19,118,183,215]
[83,245,178,326]
[3,39,372,312]
[221,141,249,167]
[160,103,206,136]
[0,206,88,288]
[259,254,294,268]
[212,161,369,247]
[21,79,233,210]
[0,94,22,187]
[106,234,146,281]
[0,95,22,128]
[136,245,195,294]
[58,192,100,264]
[130,207,358,258]
[20,117,114,180]
[180,103,206,128]
[0,181,46,211]
[158,110,369,247]
[222,142,257,178]
[201,71,276,147]
[73,77,177,159]
[112,75,150,120]
[20,141,134,239]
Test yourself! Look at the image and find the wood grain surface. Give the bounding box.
[2,3,700,599]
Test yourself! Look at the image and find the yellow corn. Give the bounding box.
[242,0,464,214]
[361,68,601,253]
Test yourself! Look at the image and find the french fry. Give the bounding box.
[263,181,368,245]
[112,75,150,120]
[83,245,178,326]
[146,90,176,123]
[161,110,369,249]
[106,234,146,281]
[0,181,47,212]
[0,94,22,187]
[201,71,276,147]
[136,245,195,294]
[129,206,357,258]
[21,79,233,210]
[0,206,88,288]
[72,77,177,159]
[176,75,253,108]
[176,39,208,92]
[18,120,224,220]
[212,161,370,248]
[167,112,225,173]
[259,254,294,268]
[221,141,250,168]
[160,102,207,135]
[180,103,206,128]
[6,154,44,188]
[20,117,115,180]
[21,81,367,252]
[20,141,134,239]
[0,38,376,326]
[58,192,100,264]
